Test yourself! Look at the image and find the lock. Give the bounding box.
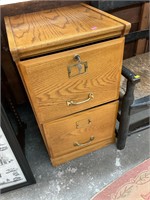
[67,54,88,78]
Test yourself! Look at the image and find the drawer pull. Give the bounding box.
[74,136,95,147]
[67,93,94,106]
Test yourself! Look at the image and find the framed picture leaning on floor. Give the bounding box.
[0,104,36,193]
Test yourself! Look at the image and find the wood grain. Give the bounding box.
[18,38,124,123]
[15,61,51,155]
[4,3,129,166]
[43,101,118,166]
[51,138,115,166]
[1,1,86,104]
[109,4,141,24]
[136,2,150,55]
[81,3,131,35]
[5,3,130,61]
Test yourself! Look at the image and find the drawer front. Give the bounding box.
[19,38,124,123]
[43,101,118,158]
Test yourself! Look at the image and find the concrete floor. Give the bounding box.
[1,103,149,200]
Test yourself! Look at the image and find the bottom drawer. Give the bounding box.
[43,101,118,166]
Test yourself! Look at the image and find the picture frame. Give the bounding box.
[0,104,36,193]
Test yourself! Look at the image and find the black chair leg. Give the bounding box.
[117,80,135,150]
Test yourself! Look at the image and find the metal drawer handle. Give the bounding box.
[66,93,94,106]
[74,136,95,147]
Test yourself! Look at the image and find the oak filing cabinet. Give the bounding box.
[5,3,131,166]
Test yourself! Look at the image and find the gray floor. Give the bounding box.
[1,104,150,200]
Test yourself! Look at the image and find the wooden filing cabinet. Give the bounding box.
[5,3,131,166]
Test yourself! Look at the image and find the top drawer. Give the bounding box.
[18,37,124,123]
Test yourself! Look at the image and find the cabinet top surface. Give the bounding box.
[5,3,130,61]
